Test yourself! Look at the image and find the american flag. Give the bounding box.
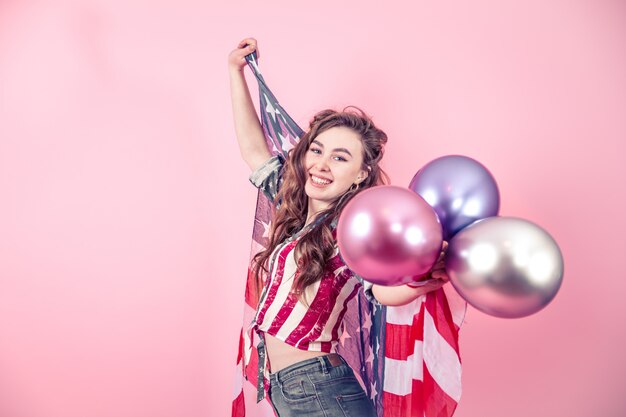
[231,51,467,417]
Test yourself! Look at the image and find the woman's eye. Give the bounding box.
[310,148,321,154]
[334,156,347,162]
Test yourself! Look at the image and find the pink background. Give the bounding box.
[1,1,625,416]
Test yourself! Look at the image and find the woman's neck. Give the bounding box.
[304,212,319,228]
[305,199,329,227]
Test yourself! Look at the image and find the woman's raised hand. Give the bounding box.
[228,38,259,72]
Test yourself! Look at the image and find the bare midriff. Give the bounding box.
[264,332,330,373]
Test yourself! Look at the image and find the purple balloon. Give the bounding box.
[337,185,443,286]
[409,155,500,240]
[446,217,564,318]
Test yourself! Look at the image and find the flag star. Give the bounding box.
[278,132,289,145]
[261,220,271,238]
[362,313,372,332]
[339,328,352,347]
[264,95,280,122]
[369,380,378,400]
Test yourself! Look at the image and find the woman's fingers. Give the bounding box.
[431,271,450,282]
[236,38,259,59]
[434,241,449,264]
[429,255,445,273]
[238,37,256,48]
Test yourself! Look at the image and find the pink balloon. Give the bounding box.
[337,185,443,286]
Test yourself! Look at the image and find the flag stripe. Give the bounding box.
[423,307,462,402]
[255,241,297,326]
[424,288,459,355]
[443,283,467,330]
[382,341,424,395]
[385,302,424,360]
[423,365,460,417]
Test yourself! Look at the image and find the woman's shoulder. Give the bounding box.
[249,154,285,185]
[248,153,286,203]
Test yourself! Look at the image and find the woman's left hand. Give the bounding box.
[430,241,449,282]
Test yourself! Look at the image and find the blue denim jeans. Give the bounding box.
[268,354,377,417]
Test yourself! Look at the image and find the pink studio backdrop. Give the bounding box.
[1,1,625,416]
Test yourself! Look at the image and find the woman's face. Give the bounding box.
[303,126,369,212]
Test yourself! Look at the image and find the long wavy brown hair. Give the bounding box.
[252,106,390,305]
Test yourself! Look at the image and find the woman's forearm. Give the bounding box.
[371,281,444,306]
[229,68,271,171]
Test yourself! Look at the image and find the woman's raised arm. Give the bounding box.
[228,38,272,172]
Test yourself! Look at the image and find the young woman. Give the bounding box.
[229,38,450,417]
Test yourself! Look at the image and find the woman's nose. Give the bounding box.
[314,158,330,170]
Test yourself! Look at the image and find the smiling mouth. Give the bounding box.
[310,174,333,186]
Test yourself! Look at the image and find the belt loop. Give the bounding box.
[318,355,329,374]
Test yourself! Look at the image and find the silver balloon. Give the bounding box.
[446,217,564,318]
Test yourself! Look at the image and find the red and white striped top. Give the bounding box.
[252,229,366,353]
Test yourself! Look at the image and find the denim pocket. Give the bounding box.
[318,376,375,417]
[336,392,376,417]
[279,374,317,403]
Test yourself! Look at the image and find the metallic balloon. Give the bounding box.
[337,185,443,286]
[409,155,500,241]
[446,217,564,318]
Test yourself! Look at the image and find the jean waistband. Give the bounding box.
[269,353,346,382]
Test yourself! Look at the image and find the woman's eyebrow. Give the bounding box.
[312,140,353,157]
